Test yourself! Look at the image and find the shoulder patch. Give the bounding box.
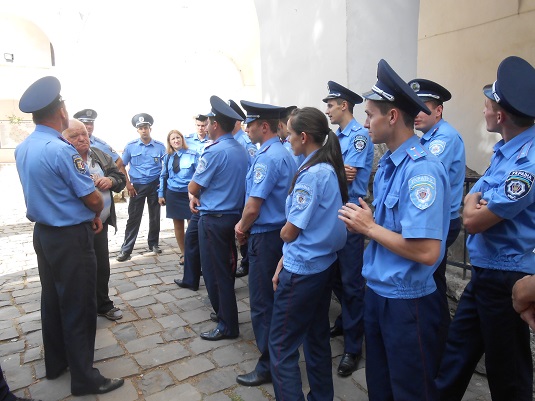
[248,147,257,157]
[353,134,368,153]
[505,170,534,201]
[253,163,268,184]
[196,157,207,174]
[428,139,446,156]
[293,184,313,210]
[408,174,436,210]
[72,154,87,174]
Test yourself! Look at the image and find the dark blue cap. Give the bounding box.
[240,100,286,124]
[363,59,431,117]
[131,113,154,127]
[194,114,208,121]
[322,81,363,105]
[206,96,244,121]
[19,76,62,114]
[483,56,535,119]
[74,109,97,122]
[408,79,451,103]
[228,100,246,120]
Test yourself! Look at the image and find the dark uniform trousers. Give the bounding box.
[269,266,334,401]
[436,266,533,401]
[33,223,104,394]
[331,231,365,356]
[198,213,240,336]
[248,230,283,375]
[0,361,15,401]
[181,212,201,289]
[94,222,113,314]
[120,179,160,254]
[365,287,443,401]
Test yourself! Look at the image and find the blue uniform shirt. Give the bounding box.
[363,135,450,299]
[466,126,535,274]
[122,138,166,184]
[158,148,199,196]
[283,151,347,275]
[420,119,465,220]
[246,137,297,234]
[90,135,119,163]
[192,134,248,215]
[282,138,305,167]
[336,119,374,202]
[15,125,98,226]
[234,128,258,167]
[185,133,211,154]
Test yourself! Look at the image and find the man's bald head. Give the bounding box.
[63,119,90,156]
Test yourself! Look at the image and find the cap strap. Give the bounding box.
[372,85,395,101]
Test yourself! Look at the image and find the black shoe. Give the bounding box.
[235,265,249,278]
[72,378,124,396]
[236,370,272,386]
[210,312,219,322]
[150,245,162,254]
[330,325,344,338]
[200,328,238,341]
[116,252,130,262]
[337,353,359,377]
[174,279,198,291]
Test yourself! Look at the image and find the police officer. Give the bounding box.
[234,101,297,386]
[188,96,249,341]
[185,114,211,154]
[409,78,466,338]
[15,76,123,396]
[436,56,535,401]
[323,80,374,376]
[116,114,166,261]
[278,105,305,168]
[339,59,450,400]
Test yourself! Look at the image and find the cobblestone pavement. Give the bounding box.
[0,164,492,401]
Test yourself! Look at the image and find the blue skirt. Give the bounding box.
[165,189,191,220]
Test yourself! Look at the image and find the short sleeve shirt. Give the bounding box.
[122,138,166,184]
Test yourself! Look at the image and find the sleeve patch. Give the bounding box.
[505,170,534,201]
[428,139,446,156]
[253,163,268,184]
[293,184,313,210]
[409,174,436,210]
[72,154,87,174]
[196,157,207,174]
[353,135,368,153]
[248,147,257,157]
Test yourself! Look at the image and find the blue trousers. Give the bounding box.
[436,266,532,401]
[364,287,443,401]
[269,266,334,401]
[331,231,365,355]
[198,214,240,336]
[181,212,201,289]
[33,223,105,394]
[120,179,160,254]
[248,230,283,375]
[94,223,113,314]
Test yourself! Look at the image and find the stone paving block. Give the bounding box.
[134,307,152,320]
[5,363,34,390]
[25,330,42,348]
[20,301,40,314]
[196,366,239,395]
[133,342,189,370]
[234,385,271,400]
[148,302,168,318]
[29,373,72,401]
[333,368,368,400]
[98,379,138,401]
[352,367,367,392]
[121,286,158,301]
[0,327,19,341]
[125,271,142,278]
[236,300,250,313]
[20,320,41,334]
[169,356,215,381]
[12,287,40,298]
[17,310,40,323]
[168,288,199,300]
[212,343,260,367]
[156,314,187,329]
[161,327,195,342]
[94,343,125,362]
[134,278,163,288]
[172,297,205,313]
[153,292,176,304]
[189,334,240,357]
[125,333,163,354]
[23,346,41,363]
[111,310,138,323]
[95,356,140,378]
[129,296,157,308]
[0,306,21,319]
[145,383,201,401]
[0,320,12,330]
[95,328,119,349]
[0,301,11,308]
[180,309,212,325]
[133,319,163,337]
[115,282,138,294]
[111,323,139,343]
[204,393,232,401]
[0,340,25,357]
[139,369,174,396]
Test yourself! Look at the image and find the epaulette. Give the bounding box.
[58,135,75,149]
[126,138,138,145]
[153,139,165,146]
[517,140,533,161]
[185,149,198,156]
[406,144,428,161]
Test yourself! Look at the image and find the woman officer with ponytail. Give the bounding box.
[269,107,348,401]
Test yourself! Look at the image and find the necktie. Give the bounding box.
[172,154,180,174]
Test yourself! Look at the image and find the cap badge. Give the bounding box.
[410,82,420,92]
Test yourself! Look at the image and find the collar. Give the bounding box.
[337,118,363,137]
[421,119,445,140]
[136,138,155,146]
[258,136,279,155]
[494,125,535,159]
[389,135,421,166]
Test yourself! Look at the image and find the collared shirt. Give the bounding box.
[185,132,211,155]
[246,137,297,234]
[158,148,199,196]
[283,151,347,275]
[192,133,248,215]
[90,135,119,162]
[420,119,465,220]
[282,138,305,167]
[86,151,112,223]
[234,128,258,167]
[363,135,450,299]
[336,118,374,201]
[122,138,166,184]
[15,125,97,226]
[466,126,535,274]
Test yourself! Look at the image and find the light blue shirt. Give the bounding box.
[15,125,97,226]
[363,135,450,299]
[158,148,199,196]
[192,133,249,215]
[420,119,465,220]
[466,126,535,274]
[283,152,347,275]
[337,118,374,201]
[246,137,297,234]
[185,133,211,155]
[234,129,258,167]
[282,138,305,167]
[122,138,166,184]
[90,135,119,162]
